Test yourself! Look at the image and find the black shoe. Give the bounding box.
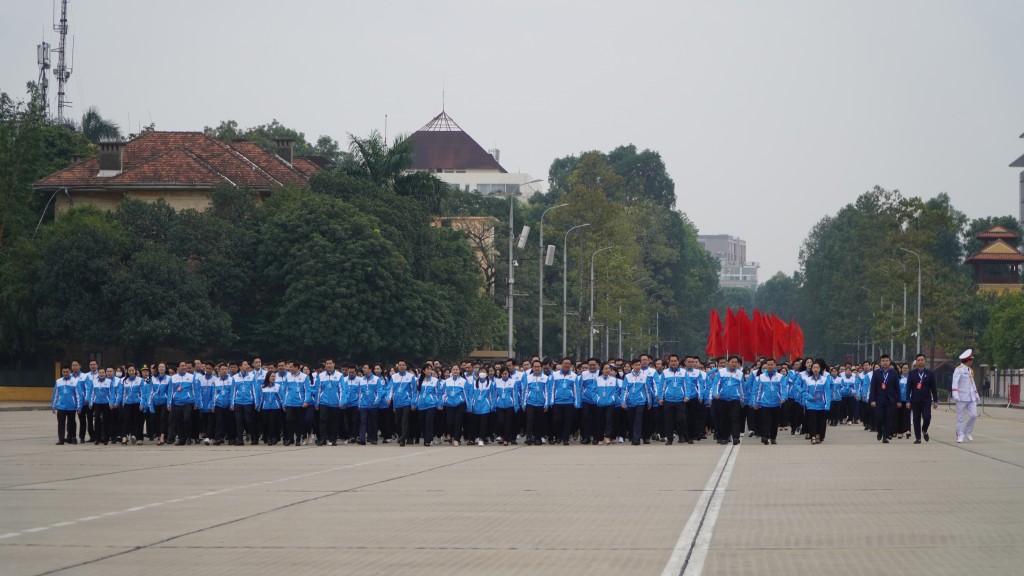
[562,441,569,446]
[914,440,921,444]
[175,441,185,446]
[761,438,769,445]
[666,439,674,446]
[357,440,366,446]
[581,439,591,445]
[877,433,883,441]
[924,433,929,442]
[631,441,641,446]
[882,439,889,443]
[56,441,64,445]
[770,439,777,445]
[370,440,378,445]
[733,439,740,445]
[642,439,650,445]
[399,440,406,447]
[687,439,694,444]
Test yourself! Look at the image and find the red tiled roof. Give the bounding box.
[35,131,319,190]
[966,253,1024,263]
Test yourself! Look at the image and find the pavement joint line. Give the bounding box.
[31,447,515,576]
[685,444,739,576]
[660,445,733,576]
[0,449,433,545]
[930,420,1024,445]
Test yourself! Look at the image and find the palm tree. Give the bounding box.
[80,106,121,143]
[343,130,414,189]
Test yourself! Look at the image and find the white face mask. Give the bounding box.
[478,371,487,380]
[115,370,124,378]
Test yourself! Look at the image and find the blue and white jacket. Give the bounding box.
[622,370,651,408]
[316,370,343,408]
[283,372,309,407]
[52,375,81,411]
[441,375,470,408]
[714,368,745,402]
[389,372,416,409]
[90,375,115,406]
[415,376,442,410]
[522,372,550,409]
[357,375,382,410]
[660,367,686,403]
[469,377,495,415]
[259,383,283,410]
[493,376,519,411]
[232,372,260,408]
[549,370,579,408]
[579,370,599,406]
[755,370,785,408]
[121,376,144,406]
[802,373,833,411]
[594,374,622,407]
[214,375,233,409]
[342,375,360,409]
[196,373,217,411]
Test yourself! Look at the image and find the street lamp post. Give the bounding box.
[589,246,615,358]
[899,247,923,355]
[562,223,591,357]
[507,179,542,358]
[539,203,569,359]
[886,257,908,361]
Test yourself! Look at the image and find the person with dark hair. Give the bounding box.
[89,366,117,445]
[283,362,310,446]
[754,358,784,445]
[196,363,217,445]
[549,357,578,446]
[896,363,911,439]
[415,363,442,446]
[167,361,197,446]
[469,368,494,446]
[390,360,416,447]
[578,358,600,445]
[315,360,343,446]
[907,353,938,443]
[713,355,745,445]
[212,364,233,445]
[522,360,549,446]
[802,359,832,444]
[259,371,284,445]
[357,364,382,445]
[870,355,899,443]
[442,364,470,446]
[341,364,361,443]
[858,361,874,432]
[838,364,858,425]
[52,365,80,445]
[150,363,171,445]
[594,362,622,445]
[621,359,651,445]
[493,366,519,446]
[785,358,805,437]
[120,365,145,445]
[659,354,687,445]
[375,364,394,443]
[232,360,261,446]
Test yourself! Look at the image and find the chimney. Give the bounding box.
[488,148,501,163]
[70,153,83,164]
[97,141,124,176]
[273,137,294,164]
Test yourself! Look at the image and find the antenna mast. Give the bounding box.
[53,0,73,123]
[37,40,51,116]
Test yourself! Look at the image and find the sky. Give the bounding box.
[3,0,1022,279]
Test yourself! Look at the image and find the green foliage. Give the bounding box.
[204,119,345,164]
[756,272,801,320]
[80,106,122,143]
[982,293,1024,367]
[963,215,1023,257]
[548,145,676,208]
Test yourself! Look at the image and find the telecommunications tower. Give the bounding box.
[52,0,73,123]
[37,41,51,116]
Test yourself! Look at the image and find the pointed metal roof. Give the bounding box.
[407,111,506,172]
[418,111,464,132]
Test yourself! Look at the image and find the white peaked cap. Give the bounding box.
[959,349,973,361]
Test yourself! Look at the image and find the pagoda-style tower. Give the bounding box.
[965,226,1024,294]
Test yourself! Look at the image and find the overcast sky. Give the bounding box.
[4,0,1022,279]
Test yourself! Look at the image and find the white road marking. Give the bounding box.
[2,450,429,541]
[661,445,740,576]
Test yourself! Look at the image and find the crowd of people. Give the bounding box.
[51,348,977,449]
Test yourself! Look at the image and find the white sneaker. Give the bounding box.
[967,434,973,442]
[203,438,212,446]
[957,435,964,443]
[616,437,624,444]
[477,439,484,447]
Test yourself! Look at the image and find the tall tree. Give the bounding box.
[80,106,122,143]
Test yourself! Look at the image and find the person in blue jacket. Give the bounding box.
[89,366,116,445]
[785,359,806,437]
[801,359,833,445]
[150,363,172,445]
[549,357,578,446]
[375,364,394,443]
[258,370,284,445]
[282,362,310,446]
[315,359,343,446]
[895,363,911,439]
[167,361,198,446]
[493,366,519,446]
[196,362,217,445]
[659,354,687,445]
[858,361,874,432]
[621,359,652,445]
[119,365,145,445]
[415,363,442,446]
[390,360,416,446]
[357,364,382,445]
[52,365,81,445]
[594,362,622,445]
[870,355,900,443]
[211,363,233,445]
[469,369,495,446]
[578,358,600,445]
[714,355,746,446]
[522,360,549,446]
[232,360,261,446]
[442,365,470,446]
[754,358,785,445]
[341,364,361,443]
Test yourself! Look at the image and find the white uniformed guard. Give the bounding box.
[951,349,978,443]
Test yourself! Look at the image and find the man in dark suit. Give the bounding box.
[870,354,899,443]
[907,353,938,444]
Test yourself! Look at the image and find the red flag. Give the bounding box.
[706,310,724,358]
[760,312,774,359]
[725,308,739,355]
[789,318,804,363]
[752,309,763,358]
[738,307,754,362]
[773,315,789,359]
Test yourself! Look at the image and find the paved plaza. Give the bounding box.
[1,406,1022,576]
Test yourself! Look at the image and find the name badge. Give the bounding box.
[881,384,886,390]
[916,383,922,390]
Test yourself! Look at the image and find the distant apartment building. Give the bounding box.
[1012,131,1023,226]
[698,234,760,290]
[404,111,541,197]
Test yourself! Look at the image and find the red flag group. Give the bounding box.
[708,307,804,362]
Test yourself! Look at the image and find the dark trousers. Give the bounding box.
[319,406,341,444]
[842,397,858,422]
[168,404,193,444]
[92,404,111,442]
[862,401,874,430]
[744,405,758,436]
[594,406,616,439]
[199,412,214,440]
[446,404,467,442]
[359,408,378,442]
[758,406,781,441]
[551,404,575,443]
[262,408,282,443]
[875,403,894,439]
[395,406,412,442]
[378,406,394,440]
[579,403,597,443]
[525,405,546,443]
[214,406,232,441]
[57,410,77,442]
[468,412,488,441]
[285,406,304,443]
[78,405,94,441]
[685,400,703,440]
[342,407,359,440]
[625,405,644,442]
[895,405,910,435]
[418,408,437,445]
[785,399,803,434]
[121,404,143,440]
[911,401,932,441]
[495,407,516,443]
[662,401,686,442]
[153,405,169,439]
[643,406,659,440]
[234,404,258,444]
[718,400,742,441]
[805,408,827,439]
